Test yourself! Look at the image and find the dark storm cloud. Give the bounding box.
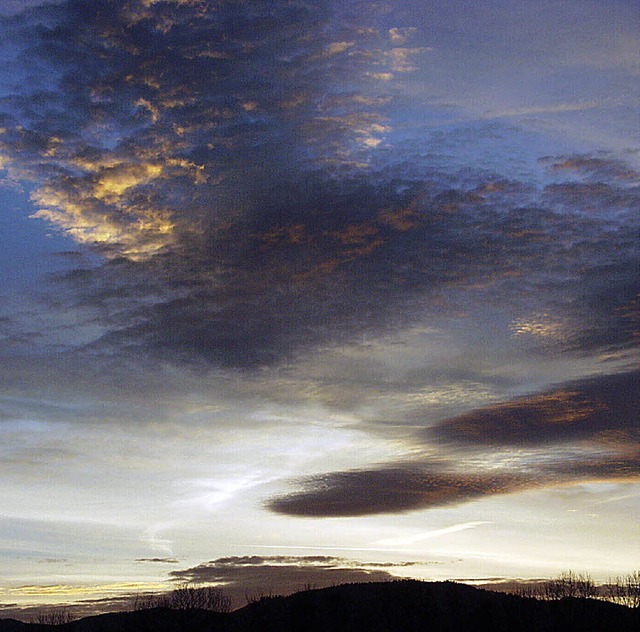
[84,176,532,367]
[69,158,638,368]
[429,370,640,448]
[0,1,638,369]
[268,370,640,517]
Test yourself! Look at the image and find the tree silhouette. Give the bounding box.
[543,570,596,599]
[33,608,73,625]
[607,571,640,608]
[137,583,231,612]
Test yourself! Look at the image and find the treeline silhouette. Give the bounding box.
[514,570,640,607]
[1,576,638,632]
[133,585,231,613]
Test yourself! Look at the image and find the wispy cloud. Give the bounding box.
[482,100,615,120]
[375,522,490,547]
[135,557,179,564]
[428,370,640,448]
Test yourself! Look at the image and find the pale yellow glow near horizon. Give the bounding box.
[1,581,168,608]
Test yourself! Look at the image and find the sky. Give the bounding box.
[0,0,638,618]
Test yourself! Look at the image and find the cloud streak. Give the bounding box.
[268,370,640,517]
[429,370,640,448]
[267,467,532,517]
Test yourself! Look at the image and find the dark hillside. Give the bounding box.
[230,580,638,632]
[1,580,638,632]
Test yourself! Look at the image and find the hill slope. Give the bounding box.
[1,580,638,632]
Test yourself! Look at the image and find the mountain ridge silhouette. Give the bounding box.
[1,580,638,631]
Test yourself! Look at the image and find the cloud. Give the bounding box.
[0,555,422,619]
[545,452,640,481]
[540,154,640,182]
[267,453,640,518]
[135,557,179,564]
[375,522,489,547]
[267,370,640,517]
[0,1,60,16]
[45,153,637,369]
[169,555,411,605]
[428,370,640,448]
[0,0,393,226]
[484,101,613,120]
[267,467,531,517]
[0,0,637,374]
[37,558,69,564]
[0,0,417,366]
[388,27,417,45]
